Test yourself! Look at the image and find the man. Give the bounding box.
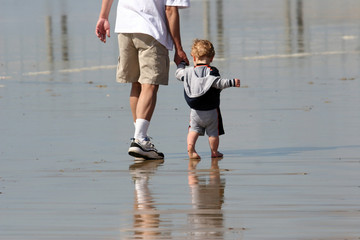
[95,0,190,160]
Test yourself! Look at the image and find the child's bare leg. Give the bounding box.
[187,131,201,159]
[209,136,223,158]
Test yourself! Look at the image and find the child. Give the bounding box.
[175,39,240,159]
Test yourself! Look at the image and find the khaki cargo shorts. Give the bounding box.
[116,33,170,85]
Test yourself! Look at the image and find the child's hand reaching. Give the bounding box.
[235,78,240,87]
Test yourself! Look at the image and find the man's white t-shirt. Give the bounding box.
[114,0,190,50]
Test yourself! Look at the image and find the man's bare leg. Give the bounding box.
[136,83,159,121]
[130,82,141,122]
[130,83,159,139]
[128,83,163,159]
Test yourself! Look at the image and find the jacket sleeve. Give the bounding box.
[211,78,236,89]
[175,61,187,82]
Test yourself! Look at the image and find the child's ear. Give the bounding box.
[210,57,214,62]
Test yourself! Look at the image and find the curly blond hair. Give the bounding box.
[191,39,215,59]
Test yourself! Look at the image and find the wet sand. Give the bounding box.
[1,0,360,239]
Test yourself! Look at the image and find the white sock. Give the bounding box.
[134,119,150,141]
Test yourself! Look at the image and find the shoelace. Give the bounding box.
[143,137,158,151]
[131,137,158,151]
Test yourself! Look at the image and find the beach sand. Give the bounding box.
[1,0,360,239]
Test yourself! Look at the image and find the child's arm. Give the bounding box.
[175,61,187,82]
[212,78,240,89]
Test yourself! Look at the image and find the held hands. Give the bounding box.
[235,78,241,87]
[174,49,189,66]
[95,18,111,43]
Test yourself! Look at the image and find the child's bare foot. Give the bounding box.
[211,151,223,158]
[188,144,201,159]
[188,151,201,159]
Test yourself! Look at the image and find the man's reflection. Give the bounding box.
[187,158,225,239]
[129,159,164,239]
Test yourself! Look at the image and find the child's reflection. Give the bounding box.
[129,159,164,239]
[187,158,226,239]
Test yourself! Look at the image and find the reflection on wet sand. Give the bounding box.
[45,16,54,68]
[187,158,226,239]
[127,158,227,239]
[202,0,224,59]
[284,0,305,53]
[129,160,165,239]
[61,15,69,64]
[215,0,224,59]
[1,1,360,239]
[202,0,210,40]
[45,13,70,72]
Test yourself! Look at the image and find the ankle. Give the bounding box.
[188,144,196,153]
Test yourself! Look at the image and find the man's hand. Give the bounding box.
[174,49,189,66]
[95,18,110,43]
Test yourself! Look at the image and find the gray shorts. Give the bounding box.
[116,33,170,85]
[189,108,224,137]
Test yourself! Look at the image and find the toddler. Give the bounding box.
[175,39,240,159]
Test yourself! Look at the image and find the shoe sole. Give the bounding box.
[128,147,164,160]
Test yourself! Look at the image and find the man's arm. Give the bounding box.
[165,6,189,65]
[95,0,114,43]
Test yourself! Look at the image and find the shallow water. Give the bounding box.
[1,0,360,239]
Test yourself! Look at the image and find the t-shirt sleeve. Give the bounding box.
[165,0,190,8]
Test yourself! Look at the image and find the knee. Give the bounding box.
[132,82,141,91]
[141,83,159,93]
[131,82,142,96]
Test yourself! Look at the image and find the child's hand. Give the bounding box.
[235,78,240,87]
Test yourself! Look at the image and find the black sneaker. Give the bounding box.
[128,137,164,160]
